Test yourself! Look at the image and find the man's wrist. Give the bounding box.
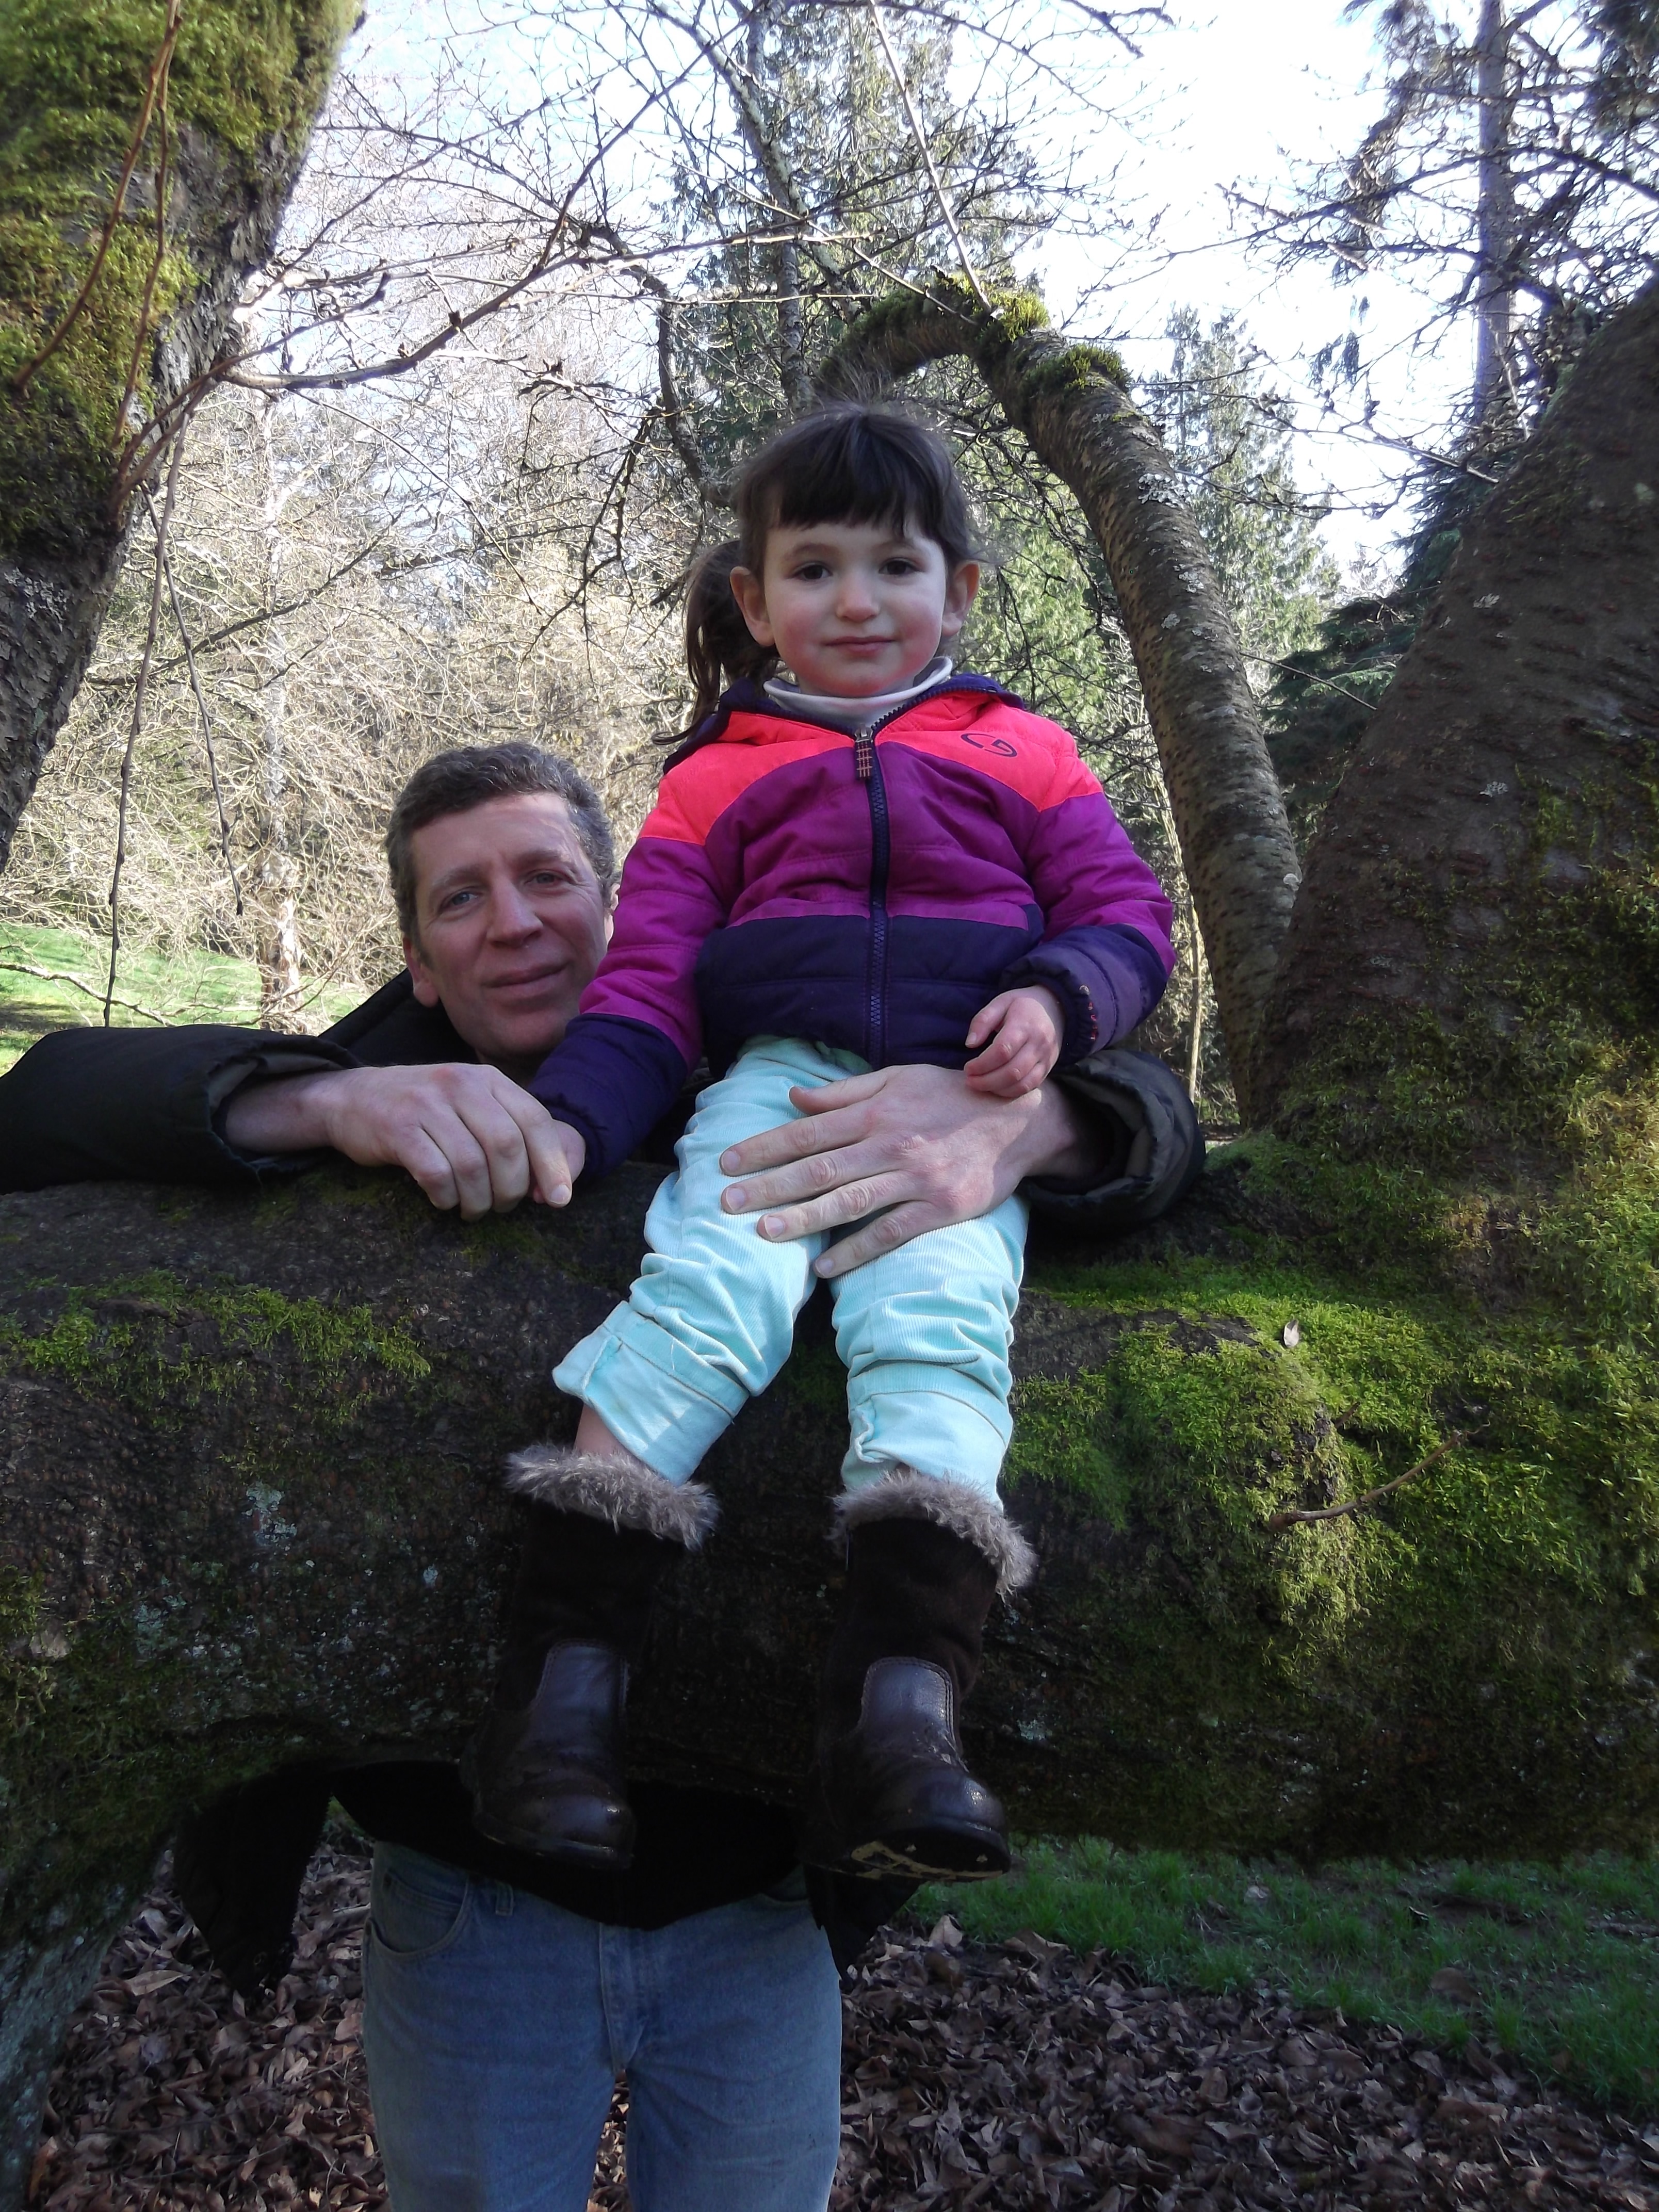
[221,1068,345,1156]
[1024,1078,1111,1188]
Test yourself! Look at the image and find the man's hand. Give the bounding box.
[963,985,1065,1098]
[717,1061,1105,1278]
[222,1064,586,1219]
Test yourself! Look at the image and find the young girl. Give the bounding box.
[462,405,1175,1882]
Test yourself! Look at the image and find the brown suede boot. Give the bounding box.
[461,1444,717,1868]
[798,1471,1035,1882]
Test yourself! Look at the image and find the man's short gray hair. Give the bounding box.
[385,744,617,940]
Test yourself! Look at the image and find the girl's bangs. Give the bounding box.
[760,416,956,547]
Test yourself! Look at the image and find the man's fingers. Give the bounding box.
[412,1114,495,1219]
[453,1098,540,1211]
[812,1201,945,1276]
[750,1172,912,1243]
[398,1128,464,1213]
[791,1070,889,1113]
[721,1099,878,1177]
[722,1136,889,1214]
[525,1119,576,1205]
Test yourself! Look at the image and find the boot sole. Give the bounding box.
[841,1824,1012,1883]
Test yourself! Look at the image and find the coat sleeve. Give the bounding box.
[1029,1047,1205,1233]
[999,737,1177,1062]
[0,1025,355,1192]
[526,783,730,1178]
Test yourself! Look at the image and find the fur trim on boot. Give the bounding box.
[835,1470,1036,1597]
[507,1444,718,1549]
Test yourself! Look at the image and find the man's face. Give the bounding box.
[403,792,610,1072]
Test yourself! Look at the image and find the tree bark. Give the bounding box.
[1472,0,1518,429]
[5,1158,1657,2197]
[1256,273,1659,1160]
[255,398,305,1029]
[816,285,1301,1121]
[0,0,354,873]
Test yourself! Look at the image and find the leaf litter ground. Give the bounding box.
[28,1836,1659,2211]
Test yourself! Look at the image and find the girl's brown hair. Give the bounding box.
[680,404,980,732]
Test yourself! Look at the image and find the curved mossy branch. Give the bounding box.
[1256,274,1659,1166]
[817,281,1301,1119]
[0,0,356,872]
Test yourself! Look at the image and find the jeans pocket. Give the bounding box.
[369,1846,473,1962]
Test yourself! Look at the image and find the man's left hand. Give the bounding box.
[717,1062,1104,1278]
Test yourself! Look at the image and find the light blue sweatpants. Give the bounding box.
[552,1037,1027,1503]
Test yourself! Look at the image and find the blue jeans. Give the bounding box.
[554,1036,1027,1497]
[361,1844,844,2211]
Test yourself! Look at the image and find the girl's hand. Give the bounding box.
[963,987,1065,1098]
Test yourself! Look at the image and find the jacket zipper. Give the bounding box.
[854,712,909,1068]
[742,680,1004,1066]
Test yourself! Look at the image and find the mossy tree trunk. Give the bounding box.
[0,0,354,871]
[817,284,1302,1121]
[1258,274,1659,1169]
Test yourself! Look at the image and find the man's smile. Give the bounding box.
[487,963,568,997]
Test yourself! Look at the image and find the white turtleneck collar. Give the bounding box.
[763,656,954,731]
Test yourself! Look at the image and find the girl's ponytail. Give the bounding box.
[681,540,776,735]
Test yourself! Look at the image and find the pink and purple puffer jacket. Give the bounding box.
[530,673,1176,1175]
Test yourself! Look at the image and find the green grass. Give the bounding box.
[922,1843,1659,2116]
[0,920,359,1071]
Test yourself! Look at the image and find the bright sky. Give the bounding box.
[1028,0,1471,579]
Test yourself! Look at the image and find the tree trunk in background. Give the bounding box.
[0,0,354,874]
[817,286,1300,1120]
[1256,273,1659,1162]
[255,398,304,1029]
[1472,0,1518,429]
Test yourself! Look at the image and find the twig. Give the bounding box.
[0,959,172,1026]
[866,2,992,311]
[1266,1429,1478,1531]
[10,0,183,395]
[1241,650,1392,714]
[113,0,182,449]
[105,436,183,1024]
[152,474,245,914]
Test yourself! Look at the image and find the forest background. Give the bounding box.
[15,0,1646,1118]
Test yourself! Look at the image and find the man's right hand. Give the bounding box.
[222,1064,585,1219]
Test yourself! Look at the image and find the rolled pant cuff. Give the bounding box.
[554,1318,744,1483]
[842,1377,1011,1500]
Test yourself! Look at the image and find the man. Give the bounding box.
[0,742,1200,2210]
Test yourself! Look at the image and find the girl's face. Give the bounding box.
[730,518,979,700]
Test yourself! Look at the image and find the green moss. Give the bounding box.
[0,0,354,553]
[0,1270,430,1425]
[1016,339,1132,402]
[1009,1178,1659,1853]
[1273,750,1659,1198]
